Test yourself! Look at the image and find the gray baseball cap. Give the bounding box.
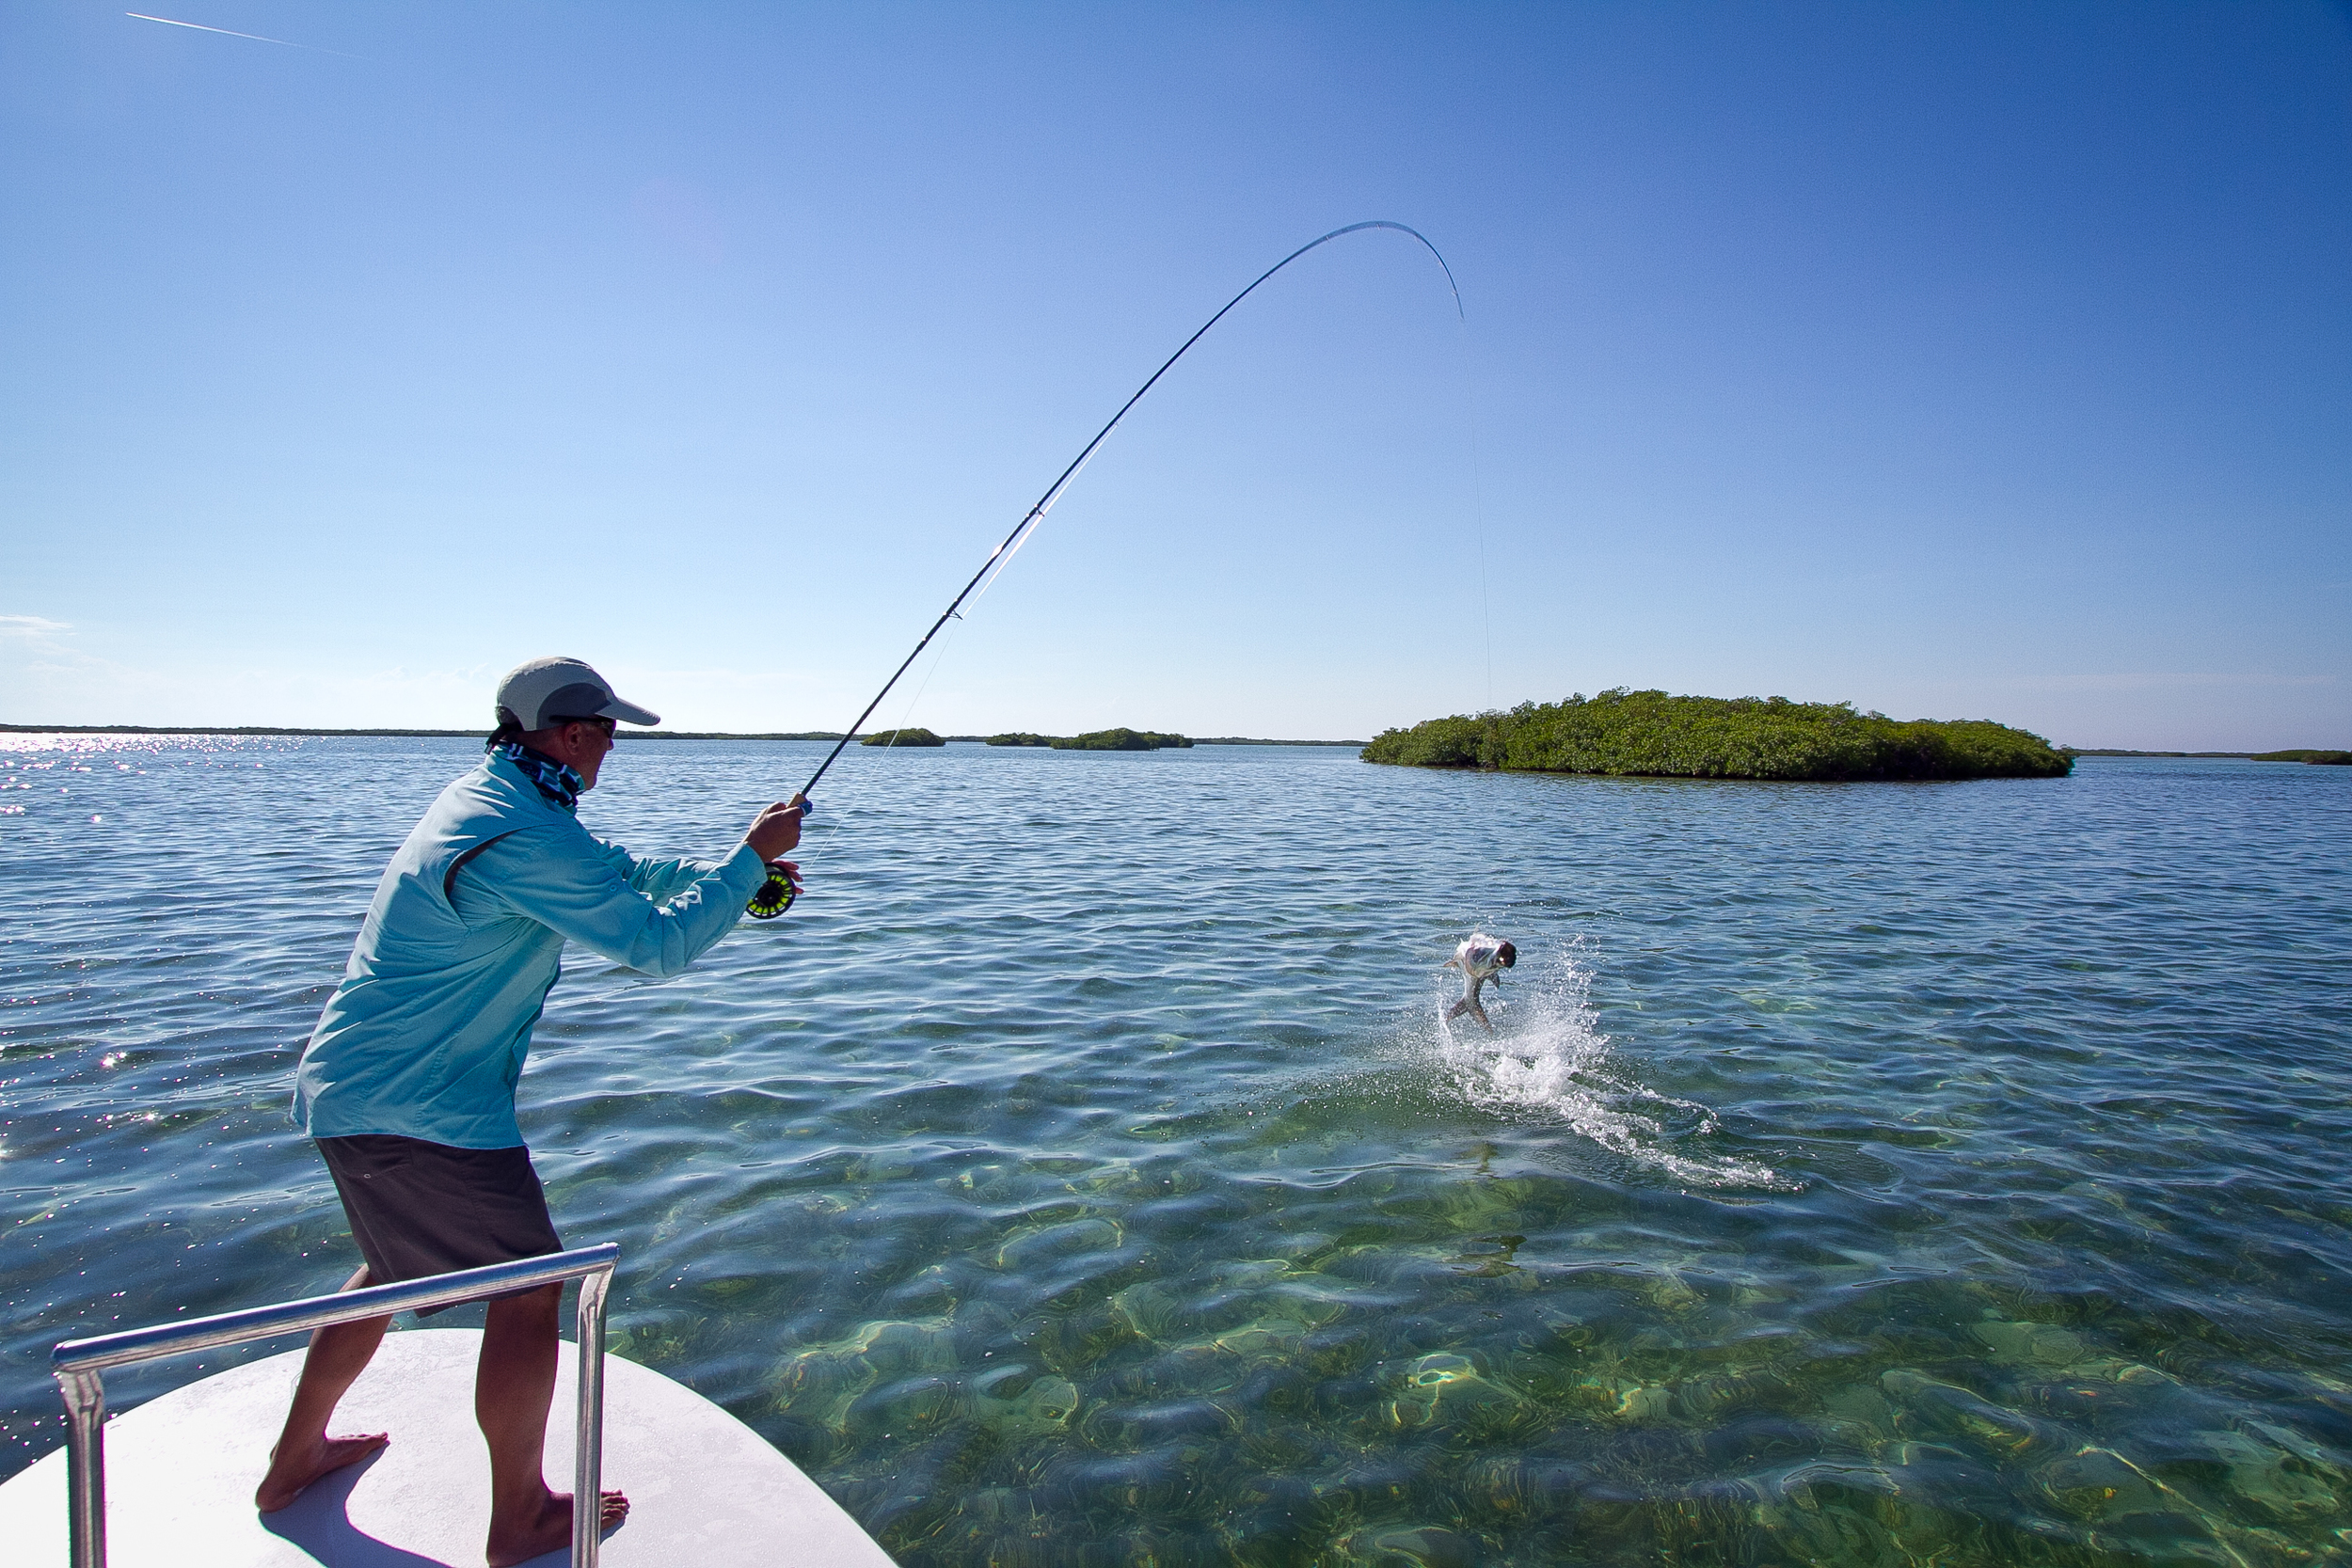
[495,657,661,731]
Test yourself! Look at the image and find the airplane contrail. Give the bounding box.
[124,12,355,55]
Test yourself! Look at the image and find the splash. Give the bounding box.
[1429,945,1788,1191]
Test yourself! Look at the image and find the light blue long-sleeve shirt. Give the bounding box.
[293,752,770,1148]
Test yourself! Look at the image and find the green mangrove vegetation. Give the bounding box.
[1053,728,1191,751]
[1362,689,2072,782]
[2251,749,2352,765]
[987,729,1194,750]
[860,727,945,748]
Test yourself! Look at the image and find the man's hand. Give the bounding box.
[745,796,806,862]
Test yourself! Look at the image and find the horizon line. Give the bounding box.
[0,722,1370,746]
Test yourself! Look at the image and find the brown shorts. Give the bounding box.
[316,1134,564,1315]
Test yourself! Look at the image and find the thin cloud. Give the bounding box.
[125,12,358,57]
[0,615,72,639]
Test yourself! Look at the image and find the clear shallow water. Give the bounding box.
[3,736,2348,1565]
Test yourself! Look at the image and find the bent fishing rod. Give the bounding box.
[747,220,1462,919]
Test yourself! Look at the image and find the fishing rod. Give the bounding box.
[747,219,1463,919]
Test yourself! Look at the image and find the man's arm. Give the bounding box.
[464,796,807,976]
[599,796,804,903]
[458,797,806,977]
[596,842,718,905]
[461,824,765,976]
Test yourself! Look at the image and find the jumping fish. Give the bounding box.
[1444,933,1517,1032]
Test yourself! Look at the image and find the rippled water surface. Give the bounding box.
[4,736,2349,1564]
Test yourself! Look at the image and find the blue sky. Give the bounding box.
[3,2,2345,748]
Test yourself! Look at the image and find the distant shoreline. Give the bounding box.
[0,723,1367,747]
[5,727,2326,755]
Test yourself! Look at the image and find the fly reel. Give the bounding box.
[747,864,798,920]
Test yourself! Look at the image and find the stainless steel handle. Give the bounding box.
[58,1367,105,1568]
[572,1265,612,1568]
[51,1243,621,1568]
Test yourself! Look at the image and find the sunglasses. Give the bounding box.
[554,715,617,736]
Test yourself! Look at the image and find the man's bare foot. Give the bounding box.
[254,1432,390,1513]
[486,1488,628,1567]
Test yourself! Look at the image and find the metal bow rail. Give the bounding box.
[49,1242,621,1568]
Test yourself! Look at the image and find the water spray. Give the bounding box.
[748,220,1463,918]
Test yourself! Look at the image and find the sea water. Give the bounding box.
[2,736,2347,1565]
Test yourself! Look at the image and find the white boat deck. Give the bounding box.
[0,1328,895,1566]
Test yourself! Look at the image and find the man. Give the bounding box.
[257,656,806,1566]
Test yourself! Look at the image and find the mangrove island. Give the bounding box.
[986,729,1193,751]
[1362,689,2072,782]
[861,727,946,747]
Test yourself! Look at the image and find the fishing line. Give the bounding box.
[1461,316,1495,713]
[883,609,969,745]
[749,219,1465,919]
